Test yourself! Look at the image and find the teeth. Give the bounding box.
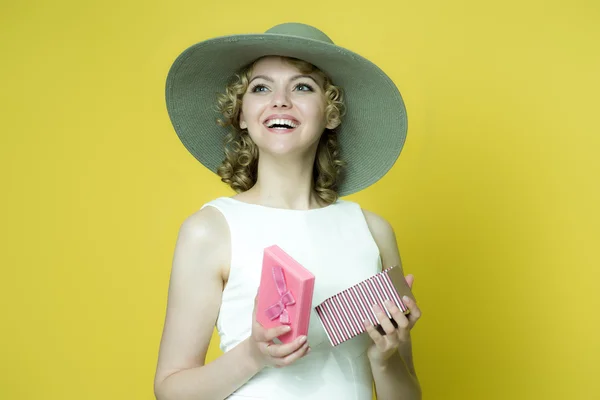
[266,118,299,128]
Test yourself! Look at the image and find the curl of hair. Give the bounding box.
[216,57,346,204]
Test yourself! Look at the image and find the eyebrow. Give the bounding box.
[249,74,320,86]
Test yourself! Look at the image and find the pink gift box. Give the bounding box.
[256,245,315,344]
[315,265,415,346]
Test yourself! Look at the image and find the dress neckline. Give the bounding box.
[221,196,341,213]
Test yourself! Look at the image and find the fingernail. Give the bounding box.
[372,304,381,313]
[283,326,291,332]
[307,347,312,354]
[299,336,307,344]
[384,299,393,307]
[402,295,411,304]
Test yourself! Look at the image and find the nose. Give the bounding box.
[270,87,291,108]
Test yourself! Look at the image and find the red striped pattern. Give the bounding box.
[315,266,408,346]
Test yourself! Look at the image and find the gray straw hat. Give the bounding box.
[165,22,407,196]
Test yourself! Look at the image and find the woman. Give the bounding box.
[154,23,422,400]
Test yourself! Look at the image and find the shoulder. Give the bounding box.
[361,208,402,267]
[179,204,229,242]
[338,200,395,242]
[361,208,395,239]
[174,204,231,277]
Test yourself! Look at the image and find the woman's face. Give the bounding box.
[239,56,338,157]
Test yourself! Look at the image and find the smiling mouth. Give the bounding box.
[264,118,300,130]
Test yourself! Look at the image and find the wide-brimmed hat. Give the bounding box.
[165,22,407,196]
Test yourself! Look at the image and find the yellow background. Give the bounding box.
[1,0,599,399]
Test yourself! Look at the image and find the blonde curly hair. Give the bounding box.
[215,56,346,204]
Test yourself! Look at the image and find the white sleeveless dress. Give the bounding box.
[201,197,383,400]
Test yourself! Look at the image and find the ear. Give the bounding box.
[239,111,247,130]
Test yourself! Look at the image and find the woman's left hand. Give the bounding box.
[364,274,421,365]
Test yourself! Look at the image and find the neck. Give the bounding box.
[244,151,326,210]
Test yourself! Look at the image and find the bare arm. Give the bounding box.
[153,207,259,400]
[363,210,422,400]
[154,207,309,400]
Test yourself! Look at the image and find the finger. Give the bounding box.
[263,325,292,342]
[384,300,410,331]
[372,304,398,335]
[402,296,421,326]
[274,342,310,367]
[363,319,386,348]
[382,300,410,343]
[252,290,259,320]
[404,274,414,289]
[268,335,307,358]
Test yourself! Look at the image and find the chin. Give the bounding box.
[258,138,320,158]
[250,127,323,157]
[261,142,304,156]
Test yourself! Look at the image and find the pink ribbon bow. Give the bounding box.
[264,265,296,324]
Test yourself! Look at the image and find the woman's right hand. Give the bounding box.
[246,294,311,369]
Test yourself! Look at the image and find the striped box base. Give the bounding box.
[314,265,414,347]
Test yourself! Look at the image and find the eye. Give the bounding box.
[294,83,314,92]
[250,84,269,93]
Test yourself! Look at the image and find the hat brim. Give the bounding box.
[166,33,407,197]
